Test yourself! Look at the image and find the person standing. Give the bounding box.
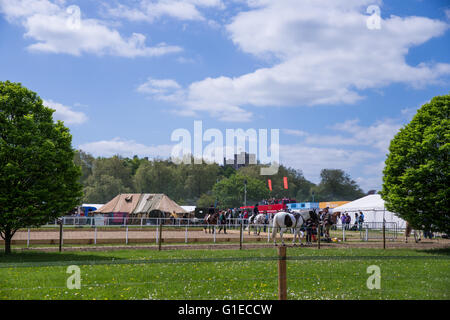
[218,211,227,234]
[345,213,351,230]
[358,211,364,231]
[341,212,347,230]
[263,210,269,232]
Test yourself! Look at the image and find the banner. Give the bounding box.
[283,177,288,189]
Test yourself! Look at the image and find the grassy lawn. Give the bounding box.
[0,247,448,300]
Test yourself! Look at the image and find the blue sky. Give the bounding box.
[1,0,449,192]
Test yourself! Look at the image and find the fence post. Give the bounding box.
[317,224,321,249]
[365,227,368,241]
[58,219,63,252]
[240,222,243,250]
[342,225,346,242]
[158,222,162,251]
[185,225,188,244]
[126,226,129,245]
[383,220,386,249]
[156,225,159,245]
[94,226,97,245]
[278,246,287,300]
[27,228,30,248]
[213,225,216,243]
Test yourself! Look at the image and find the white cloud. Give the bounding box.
[279,143,377,184]
[282,129,309,137]
[105,0,225,23]
[283,119,401,153]
[78,137,174,158]
[140,0,450,121]
[0,0,182,57]
[43,99,88,125]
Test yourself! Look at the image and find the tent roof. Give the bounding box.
[181,206,196,212]
[94,193,186,215]
[333,194,386,212]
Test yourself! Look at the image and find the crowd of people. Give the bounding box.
[206,205,367,241]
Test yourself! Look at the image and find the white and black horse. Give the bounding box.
[249,213,267,235]
[271,210,319,246]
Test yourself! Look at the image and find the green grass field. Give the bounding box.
[0,247,448,300]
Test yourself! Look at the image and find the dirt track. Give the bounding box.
[7,227,450,252]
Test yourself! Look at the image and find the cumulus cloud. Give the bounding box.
[78,137,174,158]
[137,0,450,121]
[43,99,88,125]
[105,0,225,23]
[0,0,182,57]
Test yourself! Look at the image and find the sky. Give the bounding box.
[1,0,449,192]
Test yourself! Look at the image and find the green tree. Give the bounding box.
[0,81,82,254]
[74,150,95,185]
[382,95,450,233]
[196,193,216,208]
[313,169,365,201]
[238,164,314,201]
[213,174,269,209]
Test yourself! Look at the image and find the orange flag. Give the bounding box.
[283,177,288,189]
[268,179,272,191]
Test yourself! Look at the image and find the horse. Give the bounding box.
[271,210,319,246]
[203,212,219,234]
[249,213,266,235]
[321,211,341,242]
[405,221,422,243]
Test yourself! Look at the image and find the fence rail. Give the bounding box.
[43,216,251,227]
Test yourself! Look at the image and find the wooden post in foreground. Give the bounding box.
[278,246,287,300]
[58,219,63,252]
[158,221,162,251]
[239,222,243,250]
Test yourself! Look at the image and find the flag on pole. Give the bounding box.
[283,177,288,189]
[268,179,272,191]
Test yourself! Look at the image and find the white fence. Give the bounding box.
[44,216,250,227]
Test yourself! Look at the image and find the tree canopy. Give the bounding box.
[0,81,82,254]
[382,94,450,233]
[312,169,365,202]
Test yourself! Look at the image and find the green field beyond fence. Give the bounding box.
[0,247,449,300]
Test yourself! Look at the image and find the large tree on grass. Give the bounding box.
[381,95,449,233]
[0,81,82,254]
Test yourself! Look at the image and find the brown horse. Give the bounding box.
[405,221,422,243]
[204,212,219,234]
[322,211,341,241]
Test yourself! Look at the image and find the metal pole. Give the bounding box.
[342,224,345,242]
[213,225,216,243]
[185,225,188,244]
[278,246,287,300]
[244,182,247,207]
[94,227,97,245]
[27,228,30,248]
[126,226,128,245]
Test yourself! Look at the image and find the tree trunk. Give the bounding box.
[3,227,12,255]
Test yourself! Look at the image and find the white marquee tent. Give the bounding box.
[333,194,406,229]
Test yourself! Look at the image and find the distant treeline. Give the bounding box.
[74,150,366,208]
